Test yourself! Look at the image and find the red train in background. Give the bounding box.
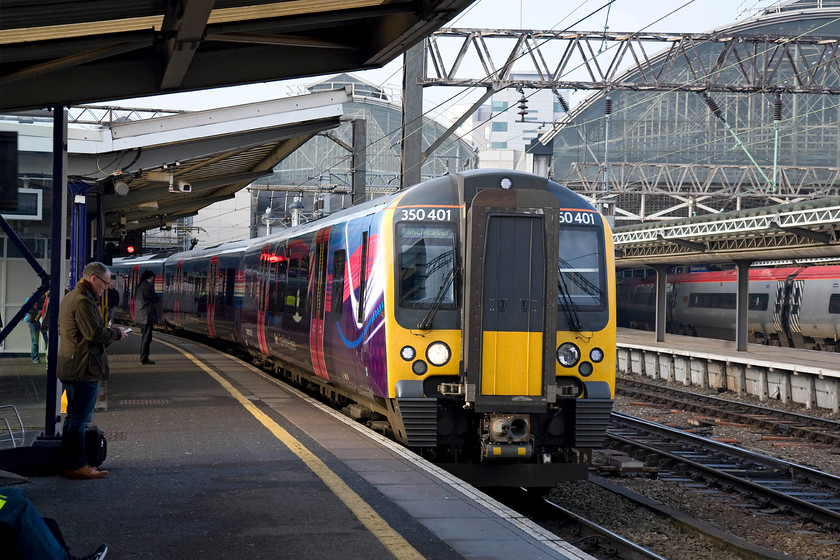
[617,264,840,351]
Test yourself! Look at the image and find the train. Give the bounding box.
[111,169,617,487]
[617,265,840,351]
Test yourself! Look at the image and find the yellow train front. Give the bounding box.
[381,169,615,487]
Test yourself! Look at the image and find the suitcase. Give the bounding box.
[85,425,107,467]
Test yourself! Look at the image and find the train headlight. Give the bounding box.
[589,347,604,363]
[400,346,416,361]
[556,342,580,367]
[578,361,594,377]
[412,360,428,375]
[426,341,451,367]
[500,177,512,189]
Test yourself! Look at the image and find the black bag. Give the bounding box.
[85,426,107,467]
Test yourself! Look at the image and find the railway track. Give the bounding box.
[606,411,840,527]
[617,377,840,446]
[487,487,669,560]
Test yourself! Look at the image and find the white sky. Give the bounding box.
[112,0,762,113]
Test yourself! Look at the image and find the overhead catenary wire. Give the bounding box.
[188,2,840,240]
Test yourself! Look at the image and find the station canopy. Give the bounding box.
[66,88,352,234]
[0,0,473,112]
[1,0,472,236]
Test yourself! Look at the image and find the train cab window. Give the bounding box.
[829,293,840,314]
[557,227,606,310]
[331,250,346,316]
[397,224,456,309]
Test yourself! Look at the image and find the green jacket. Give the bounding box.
[57,280,122,382]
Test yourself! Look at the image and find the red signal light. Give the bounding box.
[125,245,136,255]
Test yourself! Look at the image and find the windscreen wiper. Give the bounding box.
[557,266,583,332]
[417,264,458,330]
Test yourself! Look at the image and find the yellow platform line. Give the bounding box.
[160,340,425,560]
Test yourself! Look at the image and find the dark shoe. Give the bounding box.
[141,359,155,365]
[61,465,108,479]
[74,543,108,560]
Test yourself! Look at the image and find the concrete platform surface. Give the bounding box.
[1,331,593,560]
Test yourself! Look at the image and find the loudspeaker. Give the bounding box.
[0,131,18,212]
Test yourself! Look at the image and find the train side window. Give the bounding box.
[298,256,310,315]
[689,292,767,310]
[272,258,287,314]
[225,268,236,307]
[332,250,346,316]
[286,258,300,312]
[829,294,840,314]
[749,293,768,311]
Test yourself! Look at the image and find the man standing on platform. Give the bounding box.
[136,269,160,365]
[57,262,127,480]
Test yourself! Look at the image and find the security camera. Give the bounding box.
[168,180,191,193]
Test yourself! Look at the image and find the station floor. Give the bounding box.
[0,332,594,560]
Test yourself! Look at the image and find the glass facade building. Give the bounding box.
[250,74,476,228]
[550,0,840,225]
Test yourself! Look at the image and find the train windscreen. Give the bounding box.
[397,224,457,309]
[558,227,606,311]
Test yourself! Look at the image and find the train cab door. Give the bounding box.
[173,262,183,328]
[350,220,373,391]
[207,256,217,338]
[310,228,332,379]
[462,189,559,410]
[257,245,272,355]
[129,266,139,321]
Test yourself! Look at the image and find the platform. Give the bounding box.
[0,332,594,560]
[617,327,840,412]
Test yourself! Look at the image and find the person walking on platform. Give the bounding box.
[40,290,50,349]
[24,293,45,363]
[0,486,108,560]
[57,262,127,480]
[136,269,159,365]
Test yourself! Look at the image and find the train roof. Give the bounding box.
[155,170,597,263]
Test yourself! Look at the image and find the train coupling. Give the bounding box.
[480,414,534,461]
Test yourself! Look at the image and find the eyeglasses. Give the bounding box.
[93,274,112,288]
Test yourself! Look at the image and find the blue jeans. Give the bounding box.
[0,487,71,560]
[61,381,99,470]
[28,321,41,361]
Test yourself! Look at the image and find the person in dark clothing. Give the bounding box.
[24,293,45,363]
[135,269,160,365]
[39,290,50,349]
[57,262,127,480]
[0,486,108,560]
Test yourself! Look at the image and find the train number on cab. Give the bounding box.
[400,208,451,221]
[558,210,598,225]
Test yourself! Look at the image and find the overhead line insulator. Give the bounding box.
[702,93,723,119]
